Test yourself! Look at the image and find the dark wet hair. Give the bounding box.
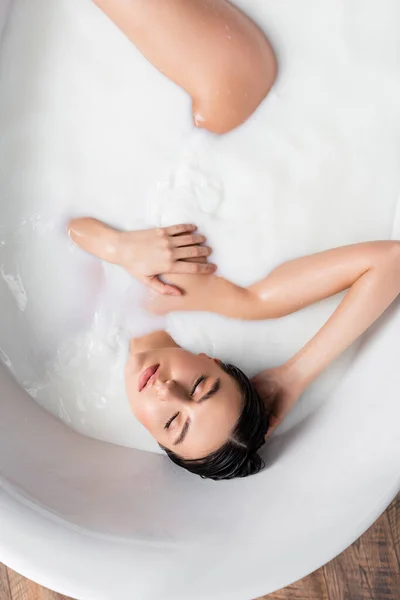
[162,362,270,481]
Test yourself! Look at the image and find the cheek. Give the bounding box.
[126,387,160,434]
[134,401,153,429]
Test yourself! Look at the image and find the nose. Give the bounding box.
[154,379,185,402]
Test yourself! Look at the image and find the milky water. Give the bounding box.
[0,0,399,453]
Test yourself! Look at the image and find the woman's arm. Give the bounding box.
[151,241,400,387]
[68,217,215,295]
[92,0,277,134]
[257,241,400,391]
[154,242,400,434]
[250,241,400,431]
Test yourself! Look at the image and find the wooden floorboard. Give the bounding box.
[0,563,12,600]
[5,570,70,600]
[1,495,399,600]
[323,511,400,600]
[387,494,400,570]
[261,568,330,599]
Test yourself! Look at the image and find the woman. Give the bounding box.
[69,217,400,480]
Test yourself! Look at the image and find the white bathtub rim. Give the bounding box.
[1,301,400,599]
[1,476,399,600]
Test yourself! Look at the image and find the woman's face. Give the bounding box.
[125,332,242,459]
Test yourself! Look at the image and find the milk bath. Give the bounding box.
[0,0,400,453]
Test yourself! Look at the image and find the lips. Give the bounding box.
[138,364,159,392]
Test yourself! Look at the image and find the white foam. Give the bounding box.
[0,0,399,452]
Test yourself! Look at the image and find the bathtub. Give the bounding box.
[0,1,400,599]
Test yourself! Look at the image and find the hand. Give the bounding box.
[252,365,303,437]
[116,224,216,295]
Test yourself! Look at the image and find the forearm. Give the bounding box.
[68,218,121,264]
[149,242,400,341]
[153,272,248,315]
[205,243,400,385]
[284,243,400,391]
[196,242,400,321]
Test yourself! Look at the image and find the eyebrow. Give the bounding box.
[173,378,221,446]
[173,418,190,446]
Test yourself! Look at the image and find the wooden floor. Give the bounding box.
[0,495,398,600]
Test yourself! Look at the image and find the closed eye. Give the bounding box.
[200,379,220,402]
[190,375,205,396]
[164,412,179,429]
[173,378,221,446]
[190,375,220,401]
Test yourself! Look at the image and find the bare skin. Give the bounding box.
[148,241,400,431]
[126,331,242,459]
[69,219,400,452]
[68,217,216,295]
[92,0,277,134]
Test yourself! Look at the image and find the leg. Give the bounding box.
[93,0,277,133]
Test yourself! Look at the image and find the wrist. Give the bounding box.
[112,230,132,267]
[280,357,312,396]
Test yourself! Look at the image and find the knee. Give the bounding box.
[192,44,277,135]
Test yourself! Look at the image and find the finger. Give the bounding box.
[266,416,281,438]
[145,276,182,296]
[173,245,211,261]
[169,261,217,274]
[181,256,207,264]
[165,224,197,236]
[170,234,206,247]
